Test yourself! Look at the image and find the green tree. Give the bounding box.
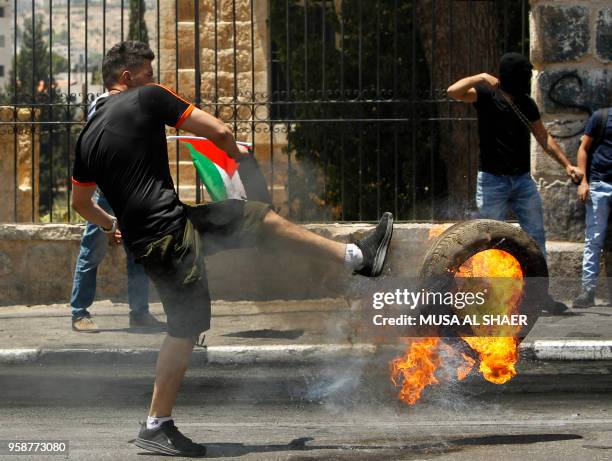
[9,17,51,103]
[128,0,149,45]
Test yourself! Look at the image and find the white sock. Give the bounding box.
[344,244,364,269]
[146,415,172,430]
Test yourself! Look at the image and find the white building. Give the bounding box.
[0,0,13,90]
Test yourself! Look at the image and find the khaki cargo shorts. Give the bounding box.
[135,200,271,338]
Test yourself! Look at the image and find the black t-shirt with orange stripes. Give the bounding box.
[72,83,194,252]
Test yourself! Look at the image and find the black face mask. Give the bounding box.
[499,52,533,96]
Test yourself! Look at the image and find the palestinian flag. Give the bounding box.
[168,136,248,202]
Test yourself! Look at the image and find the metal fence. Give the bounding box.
[0,0,529,224]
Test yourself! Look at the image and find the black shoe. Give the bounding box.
[129,312,166,328]
[133,420,206,457]
[572,290,595,309]
[543,297,568,315]
[354,212,394,277]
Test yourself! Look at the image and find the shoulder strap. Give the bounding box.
[498,90,548,147]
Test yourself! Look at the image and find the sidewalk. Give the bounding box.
[0,298,611,364]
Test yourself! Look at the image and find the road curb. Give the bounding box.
[527,340,612,361]
[1,341,612,365]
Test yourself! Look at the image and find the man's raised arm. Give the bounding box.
[447,73,499,103]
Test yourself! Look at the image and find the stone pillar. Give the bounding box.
[530,0,611,241]
[159,0,289,211]
[0,107,41,223]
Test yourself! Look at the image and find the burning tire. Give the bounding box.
[419,219,548,340]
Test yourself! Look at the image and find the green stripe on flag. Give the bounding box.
[184,143,228,201]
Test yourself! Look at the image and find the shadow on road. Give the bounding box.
[133,433,583,458]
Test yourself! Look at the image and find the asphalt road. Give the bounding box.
[0,363,611,460]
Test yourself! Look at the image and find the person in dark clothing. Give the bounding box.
[71,41,394,457]
[573,108,612,308]
[447,53,583,314]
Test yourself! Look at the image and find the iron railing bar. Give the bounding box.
[267,0,274,204]
[429,0,436,220]
[285,0,291,219]
[467,0,473,217]
[321,0,325,99]
[410,0,416,220]
[304,0,308,94]
[85,0,88,108]
[31,0,36,222]
[103,0,106,87]
[156,0,160,83]
[393,0,398,218]
[322,0,328,218]
[121,0,124,41]
[48,0,54,221]
[250,0,256,149]
[194,0,202,203]
[232,0,238,137]
[214,0,219,112]
[13,0,17,222]
[358,0,362,220]
[376,0,381,217]
[521,0,526,55]
[137,0,141,40]
[174,0,179,198]
[66,0,72,222]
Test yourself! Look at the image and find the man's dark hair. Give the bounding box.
[102,41,155,88]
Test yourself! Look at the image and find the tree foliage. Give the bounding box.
[9,17,52,103]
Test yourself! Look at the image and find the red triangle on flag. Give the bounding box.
[179,138,238,178]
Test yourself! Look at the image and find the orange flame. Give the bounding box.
[461,337,518,384]
[457,353,476,381]
[390,338,441,405]
[391,249,524,405]
[456,249,523,280]
[457,249,522,383]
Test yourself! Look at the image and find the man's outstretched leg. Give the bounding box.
[134,335,206,457]
[260,209,394,277]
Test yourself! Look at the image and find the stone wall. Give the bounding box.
[0,222,607,306]
[530,0,611,241]
[0,223,430,306]
[0,107,40,223]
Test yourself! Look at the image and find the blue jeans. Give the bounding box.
[70,192,150,319]
[582,181,612,292]
[476,171,547,259]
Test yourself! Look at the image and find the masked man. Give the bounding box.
[447,53,583,314]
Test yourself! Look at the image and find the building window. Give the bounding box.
[0,66,4,78]
[0,36,5,48]
[0,7,4,18]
